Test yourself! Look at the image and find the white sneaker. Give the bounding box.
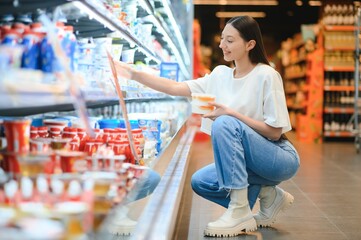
[204,189,257,237]
[107,215,137,235]
[205,211,257,237]
[254,186,294,227]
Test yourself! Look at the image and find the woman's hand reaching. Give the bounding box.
[114,60,134,79]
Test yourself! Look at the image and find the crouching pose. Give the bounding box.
[115,15,300,237]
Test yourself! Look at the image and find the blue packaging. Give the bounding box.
[160,62,179,82]
[1,29,20,46]
[40,24,66,73]
[62,26,77,71]
[21,31,40,69]
[156,140,162,154]
[137,119,161,142]
[31,118,43,127]
[98,119,121,129]
[119,119,139,129]
[40,36,59,73]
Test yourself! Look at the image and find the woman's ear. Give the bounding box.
[246,40,256,51]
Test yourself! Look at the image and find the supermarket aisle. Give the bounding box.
[174,132,361,240]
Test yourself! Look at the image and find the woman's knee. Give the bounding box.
[212,115,244,136]
[191,164,217,193]
[147,170,161,191]
[191,171,202,193]
[212,115,232,131]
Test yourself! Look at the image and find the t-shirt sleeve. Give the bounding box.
[263,71,292,133]
[184,73,210,94]
[184,65,227,94]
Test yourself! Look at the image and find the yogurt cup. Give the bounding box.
[191,93,216,114]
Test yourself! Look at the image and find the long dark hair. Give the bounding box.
[227,16,270,65]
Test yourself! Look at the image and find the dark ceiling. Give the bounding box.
[194,1,322,49]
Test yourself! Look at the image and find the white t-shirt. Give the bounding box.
[185,63,292,135]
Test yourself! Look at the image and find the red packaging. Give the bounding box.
[37,126,49,138]
[3,119,31,153]
[58,150,86,173]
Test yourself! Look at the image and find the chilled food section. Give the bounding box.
[0,0,193,239]
[0,0,192,116]
[0,101,189,238]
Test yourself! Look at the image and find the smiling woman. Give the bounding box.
[115,15,300,237]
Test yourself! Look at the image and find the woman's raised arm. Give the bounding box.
[114,61,191,97]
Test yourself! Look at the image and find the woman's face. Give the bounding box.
[219,24,253,62]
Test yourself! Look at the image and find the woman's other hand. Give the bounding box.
[203,102,233,120]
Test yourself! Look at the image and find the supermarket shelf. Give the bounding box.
[0,89,182,117]
[324,66,355,72]
[287,103,307,110]
[133,124,196,240]
[0,0,191,78]
[323,131,354,137]
[285,90,299,94]
[144,0,190,59]
[74,0,162,64]
[289,57,307,65]
[77,0,191,78]
[0,0,67,14]
[324,107,354,114]
[325,46,356,51]
[285,72,307,80]
[324,86,359,91]
[324,25,361,31]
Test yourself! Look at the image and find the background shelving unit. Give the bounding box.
[322,24,358,140]
[283,33,308,129]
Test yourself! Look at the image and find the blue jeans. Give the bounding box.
[191,115,300,209]
[126,169,161,202]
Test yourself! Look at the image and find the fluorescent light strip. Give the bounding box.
[138,0,153,15]
[135,0,190,78]
[149,15,190,79]
[159,0,191,66]
[216,11,266,18]
[74,1,162,64]
[73,1,116,31]
[194,0,278,6]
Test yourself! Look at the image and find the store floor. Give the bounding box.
[174,132,361,240]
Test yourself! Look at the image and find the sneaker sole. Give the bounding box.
[107,224,134,236]
[256,191,294,227]
[204,217,257,237]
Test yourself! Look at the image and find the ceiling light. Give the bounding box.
[194,0,278,6]
[295,0,302,6]
[216,11,266,18]
[309,1,322,6]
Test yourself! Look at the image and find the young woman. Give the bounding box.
[115,15,300,237]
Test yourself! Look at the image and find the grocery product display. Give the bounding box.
[321,4,360,140]
[282,33,308,129]
[281,2,361,144]
[0,0,193,238]
[323,23,355,137]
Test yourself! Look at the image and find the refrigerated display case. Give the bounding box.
[0,0,195,239]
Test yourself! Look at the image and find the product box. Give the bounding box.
[160,62,179,82]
